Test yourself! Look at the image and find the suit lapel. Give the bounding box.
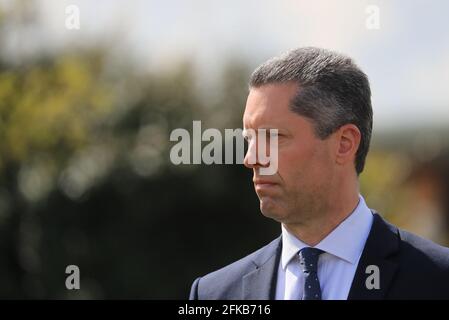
[242,236,282,299]
[348,212,400,299]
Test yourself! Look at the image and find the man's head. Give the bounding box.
[243,47,372,224]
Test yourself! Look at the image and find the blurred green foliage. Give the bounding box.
[0,2,279,298]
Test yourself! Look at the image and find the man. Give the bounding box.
[189,47,449,300]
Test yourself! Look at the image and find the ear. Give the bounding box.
[335,124,361,167]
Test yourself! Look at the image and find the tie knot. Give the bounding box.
[298,247,324,273]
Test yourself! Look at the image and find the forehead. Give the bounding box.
[243,82,299,129]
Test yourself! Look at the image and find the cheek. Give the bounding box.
[275,146,309,184]
[277,141,331,185]
[308,143,335,182]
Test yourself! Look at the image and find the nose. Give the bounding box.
[243,139,256,169]
[243,137,270,169]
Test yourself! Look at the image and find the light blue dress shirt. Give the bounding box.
[275,194,374,300]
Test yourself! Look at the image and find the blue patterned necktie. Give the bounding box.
[298,247,324,300]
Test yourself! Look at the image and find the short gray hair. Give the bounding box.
[249,47,373,175]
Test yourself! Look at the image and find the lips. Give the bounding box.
[253,179,278,192]
[254,180,277,185]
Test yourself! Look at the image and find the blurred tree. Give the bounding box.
[0,48,118,298]
[0,2,275,296]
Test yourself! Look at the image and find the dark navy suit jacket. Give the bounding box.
[189,212,449,299]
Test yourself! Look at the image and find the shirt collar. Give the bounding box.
[281,194,374,270]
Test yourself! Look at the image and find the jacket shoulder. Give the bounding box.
[190,236,281,299]
[371,211,449,270]
[397,228,449,269]
[385,226,449,298]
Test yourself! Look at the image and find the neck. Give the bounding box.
[283,184,360,247]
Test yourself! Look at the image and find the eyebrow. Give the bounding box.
[243,123,280,129]
[244,126,287,134]
[242,127,284,139]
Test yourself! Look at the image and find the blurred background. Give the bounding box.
[0,0,448,298]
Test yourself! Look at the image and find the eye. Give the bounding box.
[242,132,252,142]
[269,130,280,138]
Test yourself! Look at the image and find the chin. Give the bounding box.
[259,199,286,222]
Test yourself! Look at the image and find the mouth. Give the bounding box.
[253,180,278,191]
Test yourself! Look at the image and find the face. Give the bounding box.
[243,82,337,225]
